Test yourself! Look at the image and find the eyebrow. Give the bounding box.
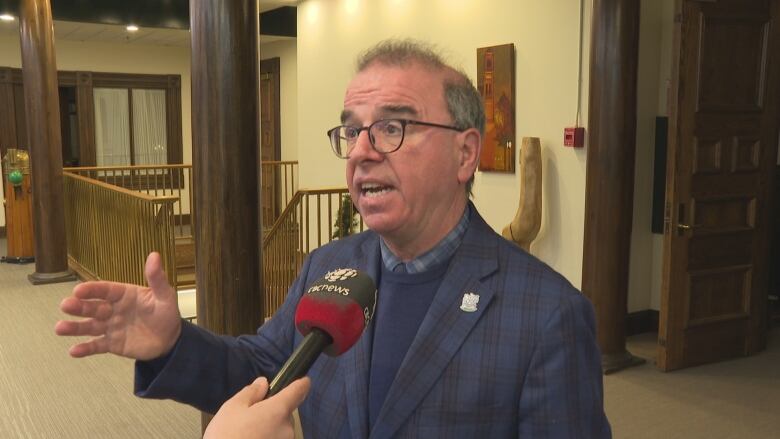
[340,105,419,125]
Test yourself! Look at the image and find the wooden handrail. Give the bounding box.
[65,164,192,171]
[63,171,179,203]
[262,190,304,249]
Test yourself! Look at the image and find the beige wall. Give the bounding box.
[651,0,676,310]
[623,0,675,312]
[296,0,593,288]
[629,0,675,312]
[261,39,298,162]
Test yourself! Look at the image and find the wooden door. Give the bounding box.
[260,58,281,231]
[658,0,780,371]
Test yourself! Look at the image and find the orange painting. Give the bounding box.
[477,44,515,173]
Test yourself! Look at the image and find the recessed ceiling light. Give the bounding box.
[126,24,139,32]
[0,14,15,21]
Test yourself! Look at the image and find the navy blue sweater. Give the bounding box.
[368,261,449,428]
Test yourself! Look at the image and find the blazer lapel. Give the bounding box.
[370,213,500,439]
[342,234,382,439]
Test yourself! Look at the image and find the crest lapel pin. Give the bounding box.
[460,292,479,312]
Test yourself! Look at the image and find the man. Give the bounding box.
[57,39,610,438]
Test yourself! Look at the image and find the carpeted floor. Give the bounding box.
[605,331,779,438]
[0,238,778,438]
[0,239,200,439]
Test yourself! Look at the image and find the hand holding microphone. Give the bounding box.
[267,268,377,397]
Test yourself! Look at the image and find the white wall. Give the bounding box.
[260,39,298,161]
[650,0,676,310]
[296,0,593,288]
[0,33,192,228]
[628,0,675,312]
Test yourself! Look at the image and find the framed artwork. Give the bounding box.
[477,43,515,173]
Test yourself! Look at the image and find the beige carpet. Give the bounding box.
[605,331,780,438]
[1,239,778,438]
[0,239,200,439]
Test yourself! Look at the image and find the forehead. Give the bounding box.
[342,62,448,120]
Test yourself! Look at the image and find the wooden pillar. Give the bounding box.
[582,0,644,374]
[18,0,75,284]
[190,0,263,429]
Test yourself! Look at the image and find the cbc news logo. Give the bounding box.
[324,268,358,282]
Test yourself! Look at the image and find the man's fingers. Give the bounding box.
[144,252,172,298]
[269,377,311,412]
[67,336,110,358]
[72,281,126,302]
[59,297,113,320]
[235,377,270,406]
[54,319,108,337]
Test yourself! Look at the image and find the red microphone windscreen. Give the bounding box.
[294,268,377,356]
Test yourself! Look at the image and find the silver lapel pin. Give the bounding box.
[460,292,479,312]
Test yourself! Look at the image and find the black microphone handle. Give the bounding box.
[266,328,333,398]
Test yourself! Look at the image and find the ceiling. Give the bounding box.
[0,1,297,48]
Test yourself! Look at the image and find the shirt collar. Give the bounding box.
[379,205,471,274]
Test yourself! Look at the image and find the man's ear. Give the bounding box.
[456,128,482,184]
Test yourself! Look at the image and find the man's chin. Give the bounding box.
[361,215,399,235]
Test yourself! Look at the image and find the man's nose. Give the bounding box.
[349,129,382,161]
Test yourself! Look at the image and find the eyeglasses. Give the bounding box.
[326,118,464,159]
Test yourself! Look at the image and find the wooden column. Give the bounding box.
[18,0,75,284]
[582,0,644,374]
[190,0,263,428]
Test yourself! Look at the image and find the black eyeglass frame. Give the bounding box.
[326,118,465,159]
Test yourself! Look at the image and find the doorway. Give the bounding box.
[656,0,780,371]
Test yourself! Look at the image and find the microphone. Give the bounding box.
[266,268,377,397]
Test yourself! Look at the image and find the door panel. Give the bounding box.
[658,0,780,371]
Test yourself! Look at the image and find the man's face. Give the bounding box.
[342,62,474,254]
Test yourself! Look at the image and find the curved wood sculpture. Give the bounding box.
[502,137,542,251]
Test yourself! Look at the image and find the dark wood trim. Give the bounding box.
[19,0,72,281]
[191,0,262,430]
[0,66,181,166]
[191,0,263,334]
[166,75,183,164]
[13,84,27,150]
[0,226,6,239]
[0,68,17,157]
[0,67,177,90]
[91,71,174,89]
[260,57,282,161]
[626,310,659,336]
[76,72,96,165]
[127,88,136,163]
[582,0,643,372]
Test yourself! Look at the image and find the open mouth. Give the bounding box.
[360,182,394,198]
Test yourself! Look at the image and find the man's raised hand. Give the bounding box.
[55,252,183,361]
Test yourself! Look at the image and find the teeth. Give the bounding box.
[364,187,391,198]
[360,183,392,198]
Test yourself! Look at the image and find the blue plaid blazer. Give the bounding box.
[137,208,611,438]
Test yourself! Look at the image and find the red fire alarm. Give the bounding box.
[564,127,585,148]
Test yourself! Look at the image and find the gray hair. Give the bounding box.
[356,39,485,196]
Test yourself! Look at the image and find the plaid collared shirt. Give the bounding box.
[379,205,471,274]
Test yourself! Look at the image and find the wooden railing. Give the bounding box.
[65,161,299,239]
[63,171,177,288]
[62,161,352,319]
[260,161,299,231]
[261,188,364,316]
[65,164,195,239]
